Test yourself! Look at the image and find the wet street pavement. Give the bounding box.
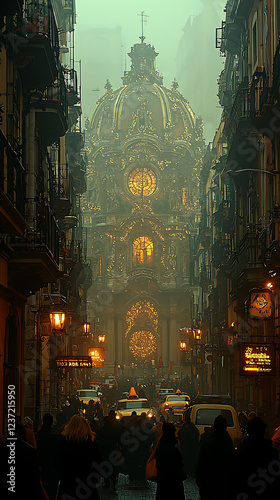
[99,474,199,499]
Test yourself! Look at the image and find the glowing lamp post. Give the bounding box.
[49,311,66,332]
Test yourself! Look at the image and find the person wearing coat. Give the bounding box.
[234,416,280,500]
[36,413,62,500]
[55,414,101,500]
[195,415,235,500]
[155,422,185,500]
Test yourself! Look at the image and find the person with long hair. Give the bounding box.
[55,414,101,500]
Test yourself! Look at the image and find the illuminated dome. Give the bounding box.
[90,40,196,144]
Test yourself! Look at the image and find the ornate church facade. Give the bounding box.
[82,39,204,374]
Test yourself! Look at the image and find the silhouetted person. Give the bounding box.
[36,413,62,500]
[95,410,124,491]
[178,414,199,477]
[55,414,101,500]
[235,416,280,500]
[199,426,211,448]
[0,422,44,499]
[155,422,185,500]
[54,410,67,432]
[272,414,280,452]
[124,413,154,484]
[85,400,96,422]
[196,415,235,500]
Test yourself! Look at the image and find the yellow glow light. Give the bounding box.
[133,236,153,265]
[125,300,158,338]
[50,312,66,331]
[128,168,156,196]
[129,330,157,359]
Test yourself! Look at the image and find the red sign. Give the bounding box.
[88,347,105,367]
[240,344,275,377]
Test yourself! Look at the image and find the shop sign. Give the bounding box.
[88,347,105,367]
[56,356,93,368]
[247,289,274,319]
[240,344,275,376]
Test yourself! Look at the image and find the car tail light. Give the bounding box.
[165,403,169,408]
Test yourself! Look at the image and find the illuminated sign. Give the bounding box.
[240,344,275,377]
[247,289,274,319]
[56,356,92,368]
[88,347,105,367]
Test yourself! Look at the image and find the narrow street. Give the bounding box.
[99,475,199,500]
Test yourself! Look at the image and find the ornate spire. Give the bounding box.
[104,79,113,92]
[171,78,179,91]
[138,11,149,43]
[122,42,163,85]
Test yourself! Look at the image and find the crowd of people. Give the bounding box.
[1,397,280,500]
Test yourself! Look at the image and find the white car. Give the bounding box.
[77,389,101,405]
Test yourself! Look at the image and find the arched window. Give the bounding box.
[133,236,153,265]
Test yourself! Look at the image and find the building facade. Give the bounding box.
[83,39,204,380]
[197,0,280,428]
[0,0,89,432]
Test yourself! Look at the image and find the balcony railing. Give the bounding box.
[6,0,59,88]
[31,62,68,143]
[230,226,261,282]
[10,0,59,55]
[0,129,25,217]
[212,238,232,267]
[9,200,59,265]
[43,62,68,119]
[65,239,86,263]
[64,68,80,107]
[227,81,250,146]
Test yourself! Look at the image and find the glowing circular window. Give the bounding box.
[129,330,157,359]
[128,168,156,196]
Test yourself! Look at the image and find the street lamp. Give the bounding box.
[180,341,188,351]
[49,311,66,332]
[82,322,90,336]
[193,329,202,341]
[98,334,106,343]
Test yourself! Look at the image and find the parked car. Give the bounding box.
[183,404,242,447]
[194,394,232,405]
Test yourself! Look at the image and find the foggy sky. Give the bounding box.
[75,0,226,143]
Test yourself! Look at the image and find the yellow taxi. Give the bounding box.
[115,387,155,421]
[183,404,242,447]
[77,389,101,406]
[160,391,191,417]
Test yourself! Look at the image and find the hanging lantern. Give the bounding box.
[49,311,66,331]
[83,322,91,335]
[180,341,188,351]
[98,334,106,343]
[193,329,202,341]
